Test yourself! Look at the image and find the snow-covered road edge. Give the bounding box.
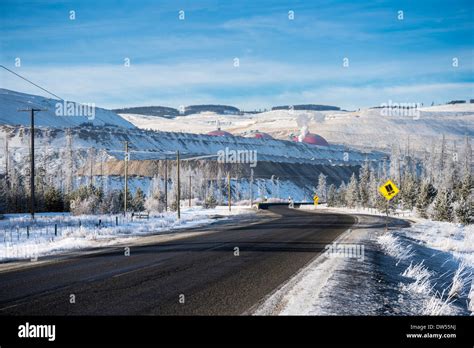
[254,206,473,316]
[253,211,366,315]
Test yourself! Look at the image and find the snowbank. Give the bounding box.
[255,207,473,316]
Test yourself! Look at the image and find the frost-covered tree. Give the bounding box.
[358,161,370,207]
[99,190,122,214]
[327,184,337,207]
[316,173,327,201]
[131,187,145,212]
[400,169,418,210]
[203,193,217,209]
[453,170,472,224]
[368,170,380,208]
[457,172,472,201]
[144,192,162,213]
[0,177,7,214]
[389,145,401,184]
[337,181,347,207]
[440,147,457,192]
[416,180,437,218]
[455,198,472,225]
[345,173,359,208]
[69,185,104,215]
[431,188,454,222]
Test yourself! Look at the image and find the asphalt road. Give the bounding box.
[0,206,355,315]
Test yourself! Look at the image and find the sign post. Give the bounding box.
[313,194,319,206]
[378,179,400,231]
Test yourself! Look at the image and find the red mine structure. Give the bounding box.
[207,128,233,137]
[293,133,329,146]
[252,130,273,139]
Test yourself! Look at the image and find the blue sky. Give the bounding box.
[1,0,473,109]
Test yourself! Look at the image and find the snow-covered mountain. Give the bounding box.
[119,103,474,153]
[0,89,390,201]
[0,89,135,129]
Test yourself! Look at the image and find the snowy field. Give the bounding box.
[255,206,473,316]
[0,206,255,262]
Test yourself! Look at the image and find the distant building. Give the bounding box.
[207,128,233,137]
[293,133,329,146]
[247,130,273,139]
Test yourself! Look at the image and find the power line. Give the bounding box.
[0,64,63,100]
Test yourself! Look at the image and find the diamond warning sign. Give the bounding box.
[379,179,399,201]
[313,194,319,206]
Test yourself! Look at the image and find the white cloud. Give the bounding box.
[1,56,472,110]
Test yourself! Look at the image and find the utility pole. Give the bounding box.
[271,174,275,199]
[250,169,254,207]
[89,147,94,186]
[4,137,9,189]
[124,141,129,215]
[66,129,74,193]
[100,150,104,190]
[227,172,231,212]
[164,158,168,212]
[18,108,46,219]
[276,177,280,200]
[177,150,180,219]
[188,174,192,207]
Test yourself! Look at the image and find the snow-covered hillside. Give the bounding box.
[120,104,474,153]
[1,124,385,173]
[0,89,135,129]
[0,89,390,206]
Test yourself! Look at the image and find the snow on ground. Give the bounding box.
[383,219,474,315]
[255,206,473,316]
[0,206,255,262]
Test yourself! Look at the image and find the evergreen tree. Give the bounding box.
[368,170,379,208]
[416,180,436,218]
[431,188,454,222]
[68,185,104,215]
[203,193,218,209]
[359,161,370,207]
[454,171,472,224]
[0,177,7,214]
[327,184,337,207]
[131,187,146,212]
[44,186,64,212]
[144,191,163,213]
[105,190,123,214]
[337,182,347,207]
[316,173,327,201]
[400,169,418,210]
[455,198,472,225]
[458,172,472,201]
[121,188,132,213]
[345,173,359,208]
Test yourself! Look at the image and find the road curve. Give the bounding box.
[0,206,355,315]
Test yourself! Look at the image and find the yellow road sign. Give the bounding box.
[379,179,399,201]
[313,194,319,205]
